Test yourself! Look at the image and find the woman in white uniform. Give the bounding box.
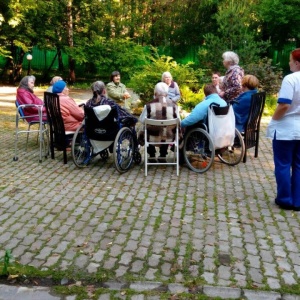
[266,48,300,211]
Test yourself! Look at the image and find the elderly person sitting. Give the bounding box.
[16,75,47,122]
[46,76,63,92]
[181,84,227,129]
[139,82,180,162]
[233,75,259,132]
[52,80,84,131]
[219,51,244,102]
[161,71,180,102]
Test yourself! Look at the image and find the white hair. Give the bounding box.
[161,71,172,82]
[154,82,169,100]
[222,51,239,65]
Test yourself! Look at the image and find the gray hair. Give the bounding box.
[222,51,239,65]
[154,82,169,97]
[161,71,172,82]
[91,81,106,94]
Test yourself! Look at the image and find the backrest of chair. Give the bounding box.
[15,100,26,118]
[244,91,266,148]
[84,105,119,141]
[211,104,230,116]
[145,118,180,127]
[44,92,68,148]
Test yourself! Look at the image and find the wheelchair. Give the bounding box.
[182,103,245,173]
[71,103,141,173]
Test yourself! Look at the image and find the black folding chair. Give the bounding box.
[44,92,75,164]
[243,92,266,163]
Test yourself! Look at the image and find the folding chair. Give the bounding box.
[243,92,266,163]
[13,100,49,163]
[44,92,75,164]
[144,118,181,176]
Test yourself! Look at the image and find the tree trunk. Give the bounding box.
[67,0,75,83]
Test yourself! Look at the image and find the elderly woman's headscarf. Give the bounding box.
[18,75,36,93]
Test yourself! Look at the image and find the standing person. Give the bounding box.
[139,82,179,162]
[219,51,244,102]
[266,48,300,211]
[161,71,180,102]
[46,76,63,92]
[106,71,132,110]
[16,75,47,122]
[233,75,259,132]
[52,80,84,131]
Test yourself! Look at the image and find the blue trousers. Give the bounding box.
[273,139,300,207]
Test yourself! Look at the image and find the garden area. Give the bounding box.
[1,0,299,116]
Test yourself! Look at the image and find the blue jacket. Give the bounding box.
[181,93,227,128]
[233,89,257,132]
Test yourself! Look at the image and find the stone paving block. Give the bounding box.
[203,286,241,299]
[243,290,281,300]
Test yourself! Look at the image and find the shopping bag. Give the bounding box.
[208,105,235,149]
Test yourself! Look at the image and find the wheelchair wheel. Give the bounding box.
[183,128,215,173]
[113,127,135,173]
[217,128,245,166]
[71,124,93,168]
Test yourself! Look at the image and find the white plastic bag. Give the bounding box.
[208,105,235,149]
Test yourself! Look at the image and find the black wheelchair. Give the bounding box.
[182,103,245,173]
[71,103,141,173]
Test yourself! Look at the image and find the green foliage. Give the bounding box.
[70,37,149,83]
[0,250,13,276]
[264,94,278,116]
[198,0,270,71]
[180,85,205,111]
[243,57,283,95]
[128,49,201,105]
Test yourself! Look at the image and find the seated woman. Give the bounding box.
[161,71,180,103]
[16,75,47,122]
[106,71,132,111]
[52,80,84,131]
[232,75,259,132]
[86,80,137,125]
[138,82,180,162]
[46,76,63,92]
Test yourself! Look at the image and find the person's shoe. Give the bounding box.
[275,198,294,210]
[293,206,300,212]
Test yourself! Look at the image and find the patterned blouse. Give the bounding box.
[223,65,244,101]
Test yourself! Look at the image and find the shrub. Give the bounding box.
[243,57,282,95]
[128,49,202,106]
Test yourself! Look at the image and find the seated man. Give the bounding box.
[139,82,180,162]
[181,84,227,130]
[52,80,84,131]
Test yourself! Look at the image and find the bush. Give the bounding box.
[264,94,277,116]
[243,57,282,95]
[180,85,205,111]
[128,49,202,106]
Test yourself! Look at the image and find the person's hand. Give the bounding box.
[123,91,131,99]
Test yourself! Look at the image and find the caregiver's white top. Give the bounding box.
[266,71,300,140]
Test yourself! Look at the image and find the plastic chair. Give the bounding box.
[144,118,181,176]
[243,91,266,163]
[13,100,49,163]
[44,92,75,164]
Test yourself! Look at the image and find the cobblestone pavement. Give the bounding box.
[1,87,300,299]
